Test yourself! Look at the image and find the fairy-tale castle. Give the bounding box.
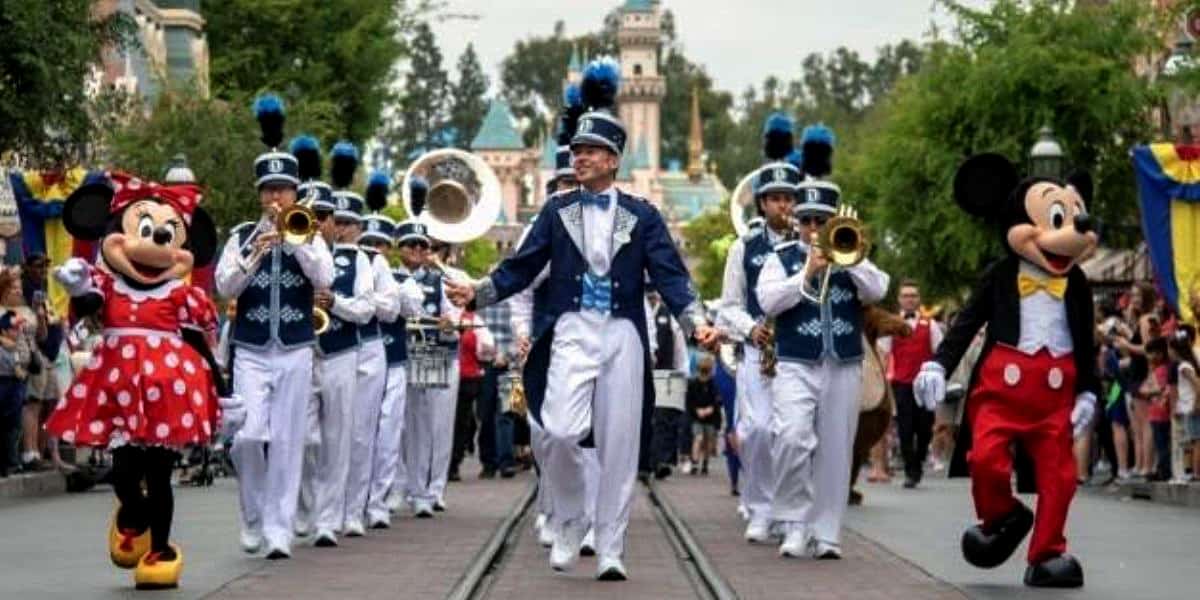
[477,0,725,253]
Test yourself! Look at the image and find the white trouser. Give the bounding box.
[428,359,459,503]
[309,350,358,533]
[231,345,314,549]
[541,313,644,560]
[735,346,774,520]
[529,417,553,517]
[366,364,408,524]
[295,366,323,532]
[769,357,862,546]
[583,447,600,526]
[344,339,387,528]
[405,359,459,504]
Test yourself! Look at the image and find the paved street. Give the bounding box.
[2,459,1197,599]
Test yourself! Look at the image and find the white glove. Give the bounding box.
[218,395,247,439]
[913,361,946,410]
[1071,392,1097,439]
[54,258,94,297]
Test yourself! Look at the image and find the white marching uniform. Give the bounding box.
[716,228,783,530]
[756,243,888,549]
[366,267,424,526]
[215,225,334,554]
[404,269,462,510]
[342,250,399,531]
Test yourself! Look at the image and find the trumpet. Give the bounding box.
[238,200,320,271]
[313,305,331,335]
[799,204,870,305]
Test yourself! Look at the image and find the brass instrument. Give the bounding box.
[312,303,330,335]
[240,199,327,333]
[400,148,502,245]
[799,204,870,305]
[729,169,762,237]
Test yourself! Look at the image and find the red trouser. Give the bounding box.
[966,345,1077,564]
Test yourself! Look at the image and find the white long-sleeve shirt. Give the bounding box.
[756,243,889,318]
[329,244,376,325]
[716,227,785,340]
[877,315,945,355]
[214,216,334,299]
[466,312,497,362]
[368,252,403,323]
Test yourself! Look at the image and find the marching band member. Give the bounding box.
[361,173,425,530]
[446,58,719,580]
[215,95,334,559]
[716,113,802,543]
[404,228,463,518]
[339,169,396,536]
[755,167,889,560]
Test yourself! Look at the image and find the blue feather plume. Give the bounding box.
[409,176,429,217]
[253,94,286,148]
[800,124,835,178]
[580,57,620,111]
[365,170,391,212]
[564,83,583,109]
[762,112,794,161]
[329,141,359,189]
[289,135,321,181]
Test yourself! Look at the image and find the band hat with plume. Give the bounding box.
[753,112,802,200]
[359,170,395,244]
[795,124,838,215]
[290,135,334,211]
[571,57,626,155]
[394,218,431,245]
[252,94,300,188]
[330,141,363,222]
[554,83,585,177]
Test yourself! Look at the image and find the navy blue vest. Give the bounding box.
[358,247,382,342]
[232,224,316,350]
[318,246,362,357]
[773,242,864,363]
[417,269,458,350]
[382,268,410,366]
[742,229,775,320]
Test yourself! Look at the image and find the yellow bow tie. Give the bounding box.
[1017,273,1067,299]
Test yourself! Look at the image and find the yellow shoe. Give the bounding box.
[108,510,151,569]
[134,544,183,590]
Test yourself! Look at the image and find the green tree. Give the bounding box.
[106,85,340,235]
[0,0,136,163]
[682,202,736,299]
[460,238,499,278]
[851,0,1164,300]
[448,43,490,149]
[204,0,410,145]
[381,21,449,159]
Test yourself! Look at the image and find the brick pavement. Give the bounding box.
[655,464,967,599]
[484,488,699,599]
[207,463,530,600]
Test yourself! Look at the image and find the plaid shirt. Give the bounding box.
[482,300,514,363]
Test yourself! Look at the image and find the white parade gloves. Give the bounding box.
[913,361,946,410]
[218,394,247,439]
[1070,392,1097,439]
[54,258,95,297]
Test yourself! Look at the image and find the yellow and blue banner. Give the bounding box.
[1132,144,1200,323]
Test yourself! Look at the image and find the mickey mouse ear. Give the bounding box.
[187,207,219,268]
[953,153,1018,220]
[1066,169,1093,204]
[63,173,115,240]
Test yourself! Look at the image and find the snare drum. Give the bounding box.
[652,369,687,411]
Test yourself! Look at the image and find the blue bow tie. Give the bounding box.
[580,190,611,210]
[581,272,612,315]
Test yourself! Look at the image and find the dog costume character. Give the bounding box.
[914,153,1099,588]
[849,306,910,505]
[44,171,228,590]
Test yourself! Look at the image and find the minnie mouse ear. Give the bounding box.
[187,207,219,268]
[63,173,114,240]
[953,153,1018,220]
[1066,169,1093,204]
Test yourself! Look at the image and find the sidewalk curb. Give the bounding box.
[0,470,66,499]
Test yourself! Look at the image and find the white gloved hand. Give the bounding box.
[54,258,94,297]
[1071,392,1097,439]
[218,395,247,439]
[913,361,946,410]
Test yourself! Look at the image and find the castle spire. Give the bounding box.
[687,85,704,182]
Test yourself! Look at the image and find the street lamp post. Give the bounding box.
[1029,126,1065,179]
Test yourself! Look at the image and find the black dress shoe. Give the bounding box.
[655,465,672,480]
[448,470,461,482]
[848,489,864,505]
[500,467,516,479]
[479,468,496,479]
[961,502,1034,569]
[1024,554,1083,588]
[902,477,918,489]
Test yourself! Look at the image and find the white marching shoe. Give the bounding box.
[313,529,338,548]
[596,555,628,581]
[580,529,596,556]
[240,529,264,554]
[343,520,366,538]
[537,519,557,549]
[413,500,435,519]
[813,540,842,560]
[778,523,810,558]
[549,523,587,572]
[264,540,292,560]
[744,517,771,544]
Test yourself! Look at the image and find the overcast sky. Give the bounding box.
[429,0,990,99]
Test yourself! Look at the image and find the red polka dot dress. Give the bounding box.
[45,268,221,449]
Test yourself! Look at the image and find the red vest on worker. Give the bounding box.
[458,313,483,379]
[888,316,934,384]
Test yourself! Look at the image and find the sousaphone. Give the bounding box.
[729,168,762,237]
[399,148,502,244]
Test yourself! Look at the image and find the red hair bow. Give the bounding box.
[108,171,202,224]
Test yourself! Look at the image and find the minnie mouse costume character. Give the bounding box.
[914,153,1099,588]
[44,171,231,590]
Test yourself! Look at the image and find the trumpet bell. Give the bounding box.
[278,204,318,245]
[820,215,869,267]
[401,148,501,244]
[729,169,760,237]
[313,307,331,335]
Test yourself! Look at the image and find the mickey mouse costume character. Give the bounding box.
[914,153,1099,588]
[44,170,228,590]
